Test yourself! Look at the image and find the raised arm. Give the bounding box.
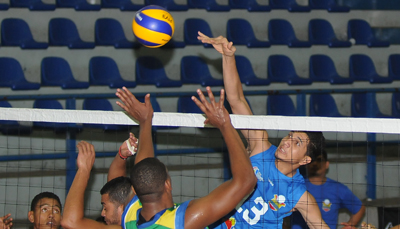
[198,32,270,155]
[61,141,121,229]
[295,191,330,229]
[0,214,13,229]
[184,87,257,229]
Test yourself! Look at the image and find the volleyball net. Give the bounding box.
[0,107,399,228]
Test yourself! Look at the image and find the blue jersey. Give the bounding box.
[121,195,190,229]
[211,145,307,229]
[291,178,363,229]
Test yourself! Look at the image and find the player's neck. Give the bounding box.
[308,175,327,185]
[140,200,174,221]
[275,159,299,177]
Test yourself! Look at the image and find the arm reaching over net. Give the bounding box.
[198,31,270,157]
[184,87,257,229]
[0,214,13,229]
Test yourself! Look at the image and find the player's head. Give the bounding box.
[276,131,325,166]
[28,192,62,229]
[130,157,170,203]
[100,176,134,225]
[306,149,329,177]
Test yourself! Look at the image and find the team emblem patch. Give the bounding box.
[322,199,332,212]
[268,194,286,211]
[224,217,236,229]
[253,166,264,182]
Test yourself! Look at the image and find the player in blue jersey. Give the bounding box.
[290,149,365,229]
[198,32,330,229]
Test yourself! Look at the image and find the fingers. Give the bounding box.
[116,87,137,111]
[219,89,225,107]
[206,87,216,107]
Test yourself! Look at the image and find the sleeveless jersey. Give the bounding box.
[121,195,190,229]
[211,145,307,229]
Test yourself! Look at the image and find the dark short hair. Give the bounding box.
[100,176,133,205]
[30,192,62,211]
[306,149,328,177]
[130,157,168,199]
[303,131,326,163]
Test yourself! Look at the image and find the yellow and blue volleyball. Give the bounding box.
[132,5,175,48]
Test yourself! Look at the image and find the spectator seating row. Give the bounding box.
[0,17,393,49]
[1,53,398,91]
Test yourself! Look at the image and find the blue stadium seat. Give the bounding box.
[83,99,128,131]
[89,56,136,88]
[145,0,188,11]
[270,0,310,12]
[227,19,270,48]
[349,54,393,84]
[184,18,213,48]
[49,18,95,49]
[267,95,301,116]
[389,54,400,80]
[181,56,223,86]
[308,19,351,47]
[309,94,345,117]
[56,0,100,10]
[10,0,56,10]
[136,56,182,87]
[0,3,9,10]
[0,57,40,90]
[161,39,186,49]
[351,92,391,118]
[41,57,90,89]
[235,55,270,86]
[268,55,312,85]
[268,19,312,47]
[392,92,400,117]
[1,18,49,49]
[95,18,140,49]
[309,0,350,12]
[347,19,390,47]
[0,101,32,135]
[373,28,400,45]
[33,100,82,133]
[228,0,270,11]
[178,96,202,114]
[340,0,373,10]
[309,55,354,84]
[187,0,230,11]
[101,0,143,10]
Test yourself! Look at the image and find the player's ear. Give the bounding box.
[28,211,34,223]
[326,161,330,169]
[299,156,312,166]
[165,178,172,192]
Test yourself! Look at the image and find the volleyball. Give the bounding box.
[132,5,175,48]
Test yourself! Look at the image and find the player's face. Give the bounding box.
[276,132,309,164]
[28,198,62,229]
[101,194,122,225]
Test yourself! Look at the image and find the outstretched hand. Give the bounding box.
[116,87,154,123]
[197,31,236,57]
[76,141,95,172]
[0,214,12,229]
[119,132,138,158]
[191,87,230,129]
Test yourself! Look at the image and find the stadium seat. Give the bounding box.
[33,100,82,133]
[309,55,354,84]
[184,18,213,48]
[235,55,270,86]
[388,54,400,80]
[308,19,351,47]
[0,3,9,10]
[1,18,49,49]
[0,57,40,90]
[268,55,312,85]
[268,19,312,47]
[269,0,310,12]
[267,95,301,116]
[161,39,186,49]
[145,0,188,11]
[49,18,95,49]
[178,96,203,114]
[10,0,56,10]
[56,0,100,10]
[136,56,182,87]
[0,101,32,135]
[347,19,390,47]
[309,94,345,117]
[95,18,140,49]
[308,0,350,12]
[89,56,136,88]
[41,57,90,89]
[187,0,230,11]
[226,19,270,48]
[83,99,128,131]
[349,54,393,84]
[181,56,223,86]
[392,92,400,117]
[351,92,391,118]
[228,0,270,11]
[340,0,373,10]
[101,0,143,10]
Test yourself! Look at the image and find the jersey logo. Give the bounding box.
[322,199,332,212]
[268,194,286,211]
[224,216,236,229]
[253,166,264,182]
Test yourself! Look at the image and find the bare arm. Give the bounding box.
[341,205,366,228]
[61,141,121,229]
[0,214,13,229]
[184,87,257,229]
[295,191,330,229]
[198,32,270,155]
